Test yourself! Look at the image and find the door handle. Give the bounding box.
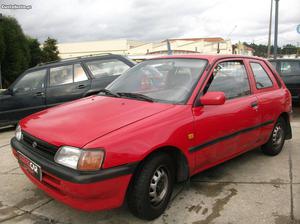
[251,101,258,108]
[35,92,44,97]
[77,84,86,89]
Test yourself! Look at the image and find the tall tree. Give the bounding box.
[27,37,43,67]
[281,44,297,55]
[0,15,30,87]
[243,42,284,57]
[41,37,59,63]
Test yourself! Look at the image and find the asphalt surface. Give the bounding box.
[0,108,300,224]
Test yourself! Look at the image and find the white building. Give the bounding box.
[57,37,233,59]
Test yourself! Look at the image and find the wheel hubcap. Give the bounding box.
[272,124,283,147]
[149,166,169,206]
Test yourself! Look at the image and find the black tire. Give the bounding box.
[127,152,175,220]
[261,117,286,156]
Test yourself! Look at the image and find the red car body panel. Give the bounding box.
[11,55,292,212]
[20,96,174,148]
[13,147,131,211]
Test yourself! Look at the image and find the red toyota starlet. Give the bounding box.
[11,55,292,220]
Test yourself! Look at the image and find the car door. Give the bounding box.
[0,69,47,124]
[46,63,91,107]
[191,59,262,170]
[85,58,131,90]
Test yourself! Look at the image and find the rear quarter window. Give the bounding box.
[85,59,130,78]
[250,62,273,89]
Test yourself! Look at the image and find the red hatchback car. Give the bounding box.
[11,55,292,220]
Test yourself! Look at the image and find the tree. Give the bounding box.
[41,37,59,63]
[0,15,60,87]
[0,15,30,87]
[281,44,297,55]
[243,42,283,57]
[27,37,43,67]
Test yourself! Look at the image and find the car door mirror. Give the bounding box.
[4,88,14,96]
[200,92,226,105]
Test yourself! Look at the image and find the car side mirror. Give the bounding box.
[200,92,226,105]
[3,88,13,96]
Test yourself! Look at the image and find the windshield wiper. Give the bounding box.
[117,92,154,102]
[98,89,120,98]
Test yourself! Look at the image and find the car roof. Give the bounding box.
[26,54,134,72]
[151,54,265,62]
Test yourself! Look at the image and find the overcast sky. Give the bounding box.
[1,0,300,46]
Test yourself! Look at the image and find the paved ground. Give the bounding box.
[0,108,300,224]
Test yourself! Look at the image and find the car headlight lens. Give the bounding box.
[54,146,105,171]
[15,125,23,141]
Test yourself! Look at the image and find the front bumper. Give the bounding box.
[11,137,136,211]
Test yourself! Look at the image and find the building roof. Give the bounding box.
[163,37,225,42]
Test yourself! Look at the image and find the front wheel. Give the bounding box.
[127,153,175,220]
[261,117,286,156]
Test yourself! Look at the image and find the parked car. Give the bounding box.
[11,55,292,220]
[269,59,300,104]
[0,54,135,127]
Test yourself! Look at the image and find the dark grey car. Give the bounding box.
[269,59,300,104]
[0,54,135,127]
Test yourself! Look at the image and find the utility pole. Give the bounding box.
[166,39,172,55]
[274,0,279,59]
[267,0,273,58]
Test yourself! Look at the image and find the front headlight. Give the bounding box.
[15,125,23,141]
[54,146,105,171]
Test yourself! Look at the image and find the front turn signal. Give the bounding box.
[77,150,105,171]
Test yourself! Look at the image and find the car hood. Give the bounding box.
[21,96,175,148]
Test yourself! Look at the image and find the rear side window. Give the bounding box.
[50,64,88,86]
[86,59,130,78]
[50,65,73,86]
[206,61,251,100]
[250,62,273,89]
[13,69,47,93]
[280,61,300,76]
[74,64,88,82]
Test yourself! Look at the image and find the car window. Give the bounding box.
[280,61,300,76]
[86,59,130,78]
[13,69,47,93]
[205,61,250,100]
[270,61,277,69]
[50,65,73,86]
[250,62,273,89]
[74,64,88,82]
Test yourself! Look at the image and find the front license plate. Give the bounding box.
[17,152,42,181]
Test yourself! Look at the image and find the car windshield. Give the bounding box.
[105,58,207,104]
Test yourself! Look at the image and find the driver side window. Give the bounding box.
[205,61,251,100]
[13,69,47,93]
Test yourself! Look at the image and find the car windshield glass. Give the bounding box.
[105,59,207,104]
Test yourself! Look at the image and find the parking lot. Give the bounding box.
[0,108,299,224]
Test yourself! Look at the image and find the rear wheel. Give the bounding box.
[127,153,175,220]
[261,117,286,156]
